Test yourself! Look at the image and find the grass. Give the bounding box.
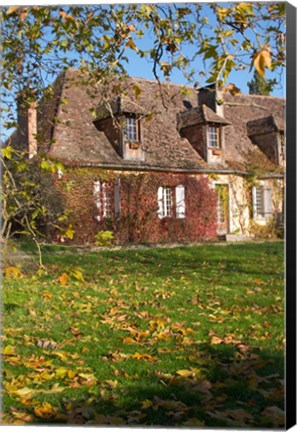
[2,241,284,427]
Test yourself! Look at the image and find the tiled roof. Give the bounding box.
[18,68,285,174]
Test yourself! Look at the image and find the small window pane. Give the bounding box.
[125,117,137,141]
[254,186,264,217]
[208,126,220,148]
[164,187,173,217]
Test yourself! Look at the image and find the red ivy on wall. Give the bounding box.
[99,172,217,244]
[54,170,217,245]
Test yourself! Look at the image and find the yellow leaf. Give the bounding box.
[5,266,21,279]
[3,345,16,356]
[13,387,35,398]
[211,335,223,344]
[20,9,27,22]
[261,49,271,70]
[65,15,76,25]
[7,6,19,14]
[57,273,69,286]
[126,38,138,51]
[252,49,271,77]
[141,399,153,409]
[217,7,228,21]
[68,369,76,379]
[132,352,157,362]
[132,84,142,98]
[1,145,13,159]
[64,225,75,239]
[55,367,68,378]
[59,10,76,25]
[70,269,84,281]
[53,351,68,362]
[176,369,196,378]
[122,337,136,344]
[34,402,58,419]
[78,373,96,380]
[105,379,118,388]
[236,3,255,16]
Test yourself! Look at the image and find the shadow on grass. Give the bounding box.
[23,344,284,428]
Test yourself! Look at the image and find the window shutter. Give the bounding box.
[114,179,121,217]
[157,186,164,219]
[94,181,102,221]
[252,186,257,219]
[264,186,273,217]
[176,185,185,218]
[102,182,106,217]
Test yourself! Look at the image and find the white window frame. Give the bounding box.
[158,185,185,219]
[252,185,273,220]
[125,116,138,142]
[208,125,221,148]
[94,181,113,221]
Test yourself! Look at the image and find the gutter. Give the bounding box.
[61,161,284,178]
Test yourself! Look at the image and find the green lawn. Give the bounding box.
[2,241,285,427]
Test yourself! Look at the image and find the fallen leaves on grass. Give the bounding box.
[3,243,284,426]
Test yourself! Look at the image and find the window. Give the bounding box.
[125,116,140,142]
[94,181,115,221]
[175,185,185,218]
[252,185,272,219]
[208,125,221,148]
[158,185,185,219]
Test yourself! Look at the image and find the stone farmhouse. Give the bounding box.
[13,69,285,244]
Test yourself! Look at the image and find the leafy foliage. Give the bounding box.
[2,3,285,125]
[0,146,70,266]
[247,70,277,95]
[3,241,284,426]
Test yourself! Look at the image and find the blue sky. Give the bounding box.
[119,3,286,97]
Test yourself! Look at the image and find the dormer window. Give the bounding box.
[208,125,221,148]
[125,117,137,141]
[125,116,141,143]
[122,115,144,160]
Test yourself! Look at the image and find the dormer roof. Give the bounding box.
[95,95,147,121]
[247,114,285,137]
[177,104,231,131]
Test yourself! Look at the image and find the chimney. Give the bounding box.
[197,83,224,118]
[17,92,38,159]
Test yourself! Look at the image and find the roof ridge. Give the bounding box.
[63,68,285,99]
[227,93,285,100]
[130,76,195,89]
